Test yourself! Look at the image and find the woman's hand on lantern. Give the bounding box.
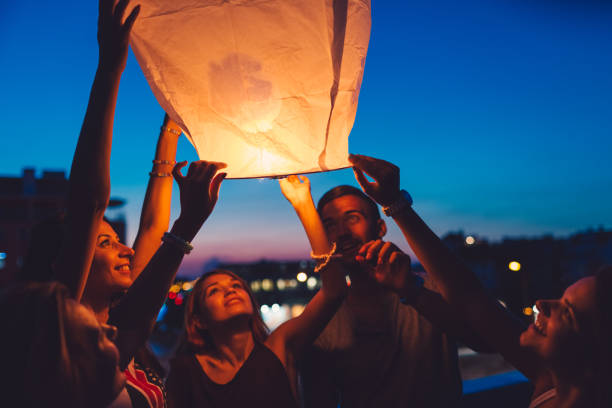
[98,0,140,72]
[172,160,226,240]
[279,175,314,207]
[349,154,401,207]
[357,239,417,297]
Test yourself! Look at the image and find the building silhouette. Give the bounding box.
[0,167,126,287]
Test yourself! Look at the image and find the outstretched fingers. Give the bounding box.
[352,166,374,193]
[202,161,227,185]
[172,161,188,184]
[113,0,130,22]
[378,241,395,265]
[122,4,140,34]
[209,171,227,204]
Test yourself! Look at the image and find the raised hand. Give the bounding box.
[349,154,400,207]
[98,0,140,71]
[357,239,418,298]
[172,160,227,240]
[279,175,313,206]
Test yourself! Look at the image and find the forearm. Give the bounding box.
[392,207,483,303]
[112,217,199,368]
[291,198,331,255]
[54,65,123,300]
[69,66,122,205]
[404,286,492,352]
[131,128,180,277]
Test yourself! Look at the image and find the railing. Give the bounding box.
[461,371,533,407]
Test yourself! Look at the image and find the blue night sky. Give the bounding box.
[2,0,611,276]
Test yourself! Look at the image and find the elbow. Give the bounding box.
[68,180,110,214]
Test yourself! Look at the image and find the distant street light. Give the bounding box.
[508,261,521,271]
[297,272,308,282]
[465,236,475,245]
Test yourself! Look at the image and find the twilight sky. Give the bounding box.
[1,0,611,277]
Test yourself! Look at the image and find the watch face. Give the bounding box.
[401,189,413,205]
[384,190,412,217]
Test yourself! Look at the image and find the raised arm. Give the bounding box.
[349,154,546,381]
[53,0,139,301]
[130,115,181,279]
[279,175,331,255]
[269,176,347,363]
[110,160,226,369]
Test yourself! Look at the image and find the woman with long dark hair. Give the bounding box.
[166,175,348,408]
[18,1,227,406]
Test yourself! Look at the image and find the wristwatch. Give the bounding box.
[382,189,413,217]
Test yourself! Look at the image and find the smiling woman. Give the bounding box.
[166,176,349,408]
[183,270,268,352]
[346,154,612,408]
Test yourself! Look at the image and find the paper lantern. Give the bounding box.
[131,0,371,178]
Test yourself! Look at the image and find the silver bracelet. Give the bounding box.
[162,232,193,254]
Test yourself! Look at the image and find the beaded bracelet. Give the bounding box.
[152,159,176,165]
[161,126,181,136]
[149,171,172,177]
[162,232,193,254]
[311,242,342,273]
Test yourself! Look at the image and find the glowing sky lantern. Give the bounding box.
[131,0,372,178]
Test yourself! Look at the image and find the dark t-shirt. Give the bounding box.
[166,342,298,408]
[301,282,462,408]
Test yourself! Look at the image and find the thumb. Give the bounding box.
[352,167,372,194]
[209,172,227,204]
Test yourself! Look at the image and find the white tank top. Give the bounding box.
[528,388,557,408]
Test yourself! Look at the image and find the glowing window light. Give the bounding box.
[131,0,372,178]
[465,236,475,245]
[291,304,305,318]
[261,279,274,291]
[508,261,522,272]
[251,280,261,292]
[297,272,308,283]
[306,276,318,290]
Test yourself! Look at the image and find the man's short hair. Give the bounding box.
[317,185,381,220]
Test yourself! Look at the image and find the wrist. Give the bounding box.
[160,125,181,138]
[291,196,316,212]
[171,216,204,243]
[397,274,425,305]
[382,189,413,217]
[97,58,126,78]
